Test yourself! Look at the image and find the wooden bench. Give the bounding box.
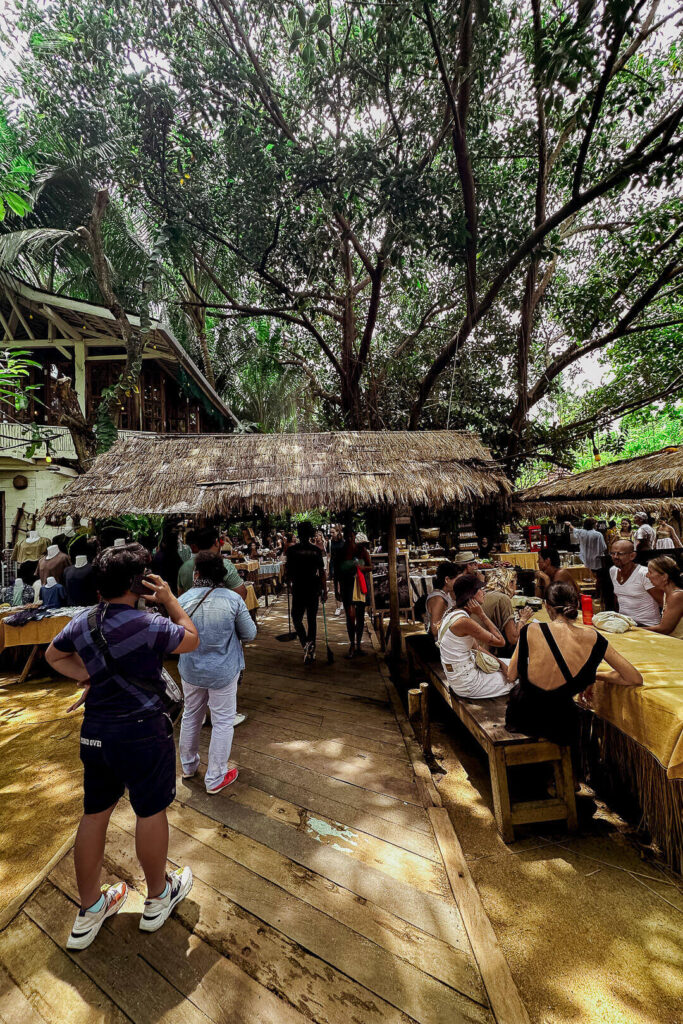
[406,633,578,842]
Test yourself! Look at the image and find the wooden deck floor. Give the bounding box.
[0,599,512,1024]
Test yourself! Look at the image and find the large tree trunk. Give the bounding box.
[55,376,98,471]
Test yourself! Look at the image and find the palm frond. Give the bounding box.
[0,227,73,269]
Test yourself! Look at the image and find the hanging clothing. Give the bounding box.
[40,583,67,609]
[437,610,511,699]
[12,536,48,563]
[506,623,608,746]
[64,563,99,606]
[36,552,71,585]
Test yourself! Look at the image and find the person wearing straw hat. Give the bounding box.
[452,550,484,584]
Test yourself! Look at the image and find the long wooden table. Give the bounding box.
[0,615,73,684]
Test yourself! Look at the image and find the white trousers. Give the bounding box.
[179,676,239,791]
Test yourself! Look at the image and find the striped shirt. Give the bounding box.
[53,602,184,720]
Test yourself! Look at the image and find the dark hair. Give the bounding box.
[545,580,579,620]
[19,560,36,584]
[85,537,101,562]
[194,527,219,551]
[434,560,459,589]
[608,520,616,528]
[185,529,197,549]
[452,575,484,608]
[298,520,315,541]
[584,518,596,531]
[539,546,560,568]
[194,551,227,585]
[95,542,151,600]
[343,525,355,541]
[648,555,683,587]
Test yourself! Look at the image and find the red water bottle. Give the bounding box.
[581,595,593,625]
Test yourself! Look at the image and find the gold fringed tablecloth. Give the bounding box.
[535,610,683,779]
[0,615,73,651]
[592,627,683,780]
[494,552,539,570]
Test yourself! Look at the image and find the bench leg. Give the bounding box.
[17,644,39,685]
[554,747,578,832]
[489,747,514,843]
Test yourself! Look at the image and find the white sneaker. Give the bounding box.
[334,606,342,616]
[66,881,128,950]
[233,713,246,726]
[139,866,193,932]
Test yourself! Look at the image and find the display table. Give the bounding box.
[495,552,538,570]
[0,614,73,684]
[244,584,258,613]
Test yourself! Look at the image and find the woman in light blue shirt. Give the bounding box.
[178,552,257,794]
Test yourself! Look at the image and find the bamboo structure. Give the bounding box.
[514,446,683,522]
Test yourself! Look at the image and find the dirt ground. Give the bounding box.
[0,670,83,921]
[429,708,683,1024]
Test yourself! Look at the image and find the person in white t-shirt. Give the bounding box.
[609,539,663,626]
[633,512,656,554]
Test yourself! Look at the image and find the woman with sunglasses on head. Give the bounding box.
[436,575,512,698]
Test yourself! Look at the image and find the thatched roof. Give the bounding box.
[40,430,511,519]
[514,446,683,518]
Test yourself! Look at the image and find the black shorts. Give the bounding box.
[80,713,176,818]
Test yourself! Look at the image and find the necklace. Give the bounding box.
[616,564,635,585]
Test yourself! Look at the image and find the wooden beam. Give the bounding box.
[386,506,401,658]
[7,295,35,340]
[0,338,74,348]
[85,352,159,361]
[0,308,14,343]
[429,806,531,1024]
[40,305,82,341]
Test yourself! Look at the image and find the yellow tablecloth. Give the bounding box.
[244,584,258,612]
[534,610,683,779]
[495,552,538,570]
[565,564,592,583]
[0,615,72,650]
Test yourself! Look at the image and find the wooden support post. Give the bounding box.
[407,687,421,722]
[419,681,432,757]
[386,505,401,658]
[17,644,39,685]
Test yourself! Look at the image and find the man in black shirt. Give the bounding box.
[285,521,327,663]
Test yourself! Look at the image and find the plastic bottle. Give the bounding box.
[581,594,593,625]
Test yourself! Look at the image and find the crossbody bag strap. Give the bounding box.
[86,604,158,697]
[187,586,216,617]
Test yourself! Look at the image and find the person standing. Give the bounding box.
[178,552,257,792]
[45,543,199,949]
[609,539,663,625]
[285,521,327,664]
[655,517,682,550]
[329,525,346,617]
[619,518,633,542]
[633,512,656,555]
[338,526,372,658]
[177,527,247,599]
[565,519,607,574]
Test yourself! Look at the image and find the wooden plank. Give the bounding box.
[235,703,409,757]
[429,808,531,1024]
[489,748,513,843]
[172,787,466,945]
[509,799,568,826]
[241,690,401,738]
[107,812,490,1019]
[0,963,49,1024]
[504,743,562,766]
[244,657,388,699]
[228,744,432,833]
[48,861,324,1024]
[25,883,214,1024]
[206,762,440,861]
[215,778,449,895]
[227,728,421,804]
[242,673,393,715]
[0,912,128,1024]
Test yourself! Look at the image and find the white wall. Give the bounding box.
[0,458,78,548]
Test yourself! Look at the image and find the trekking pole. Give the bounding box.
[321,598,334,664]
[276,583,298,642]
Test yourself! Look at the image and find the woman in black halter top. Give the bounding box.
[506,581,642,746]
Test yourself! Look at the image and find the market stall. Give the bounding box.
[40,429,512,655]
[0,613,77,684]
[514,446,683,535]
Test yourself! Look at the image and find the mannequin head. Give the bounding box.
[46,544,59,559]
[74,555,88,569]
[27,529,39,542]
[44,575,58,588]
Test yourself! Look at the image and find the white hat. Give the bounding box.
[356,532,369,544]
[453,550,475,564]
[113,537,127,548]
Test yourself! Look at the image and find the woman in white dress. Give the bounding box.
[437,576,513,699]
[655,518,682,550]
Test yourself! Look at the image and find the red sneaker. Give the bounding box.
[206,767,239,794]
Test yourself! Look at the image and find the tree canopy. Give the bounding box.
[2,0,682,471]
